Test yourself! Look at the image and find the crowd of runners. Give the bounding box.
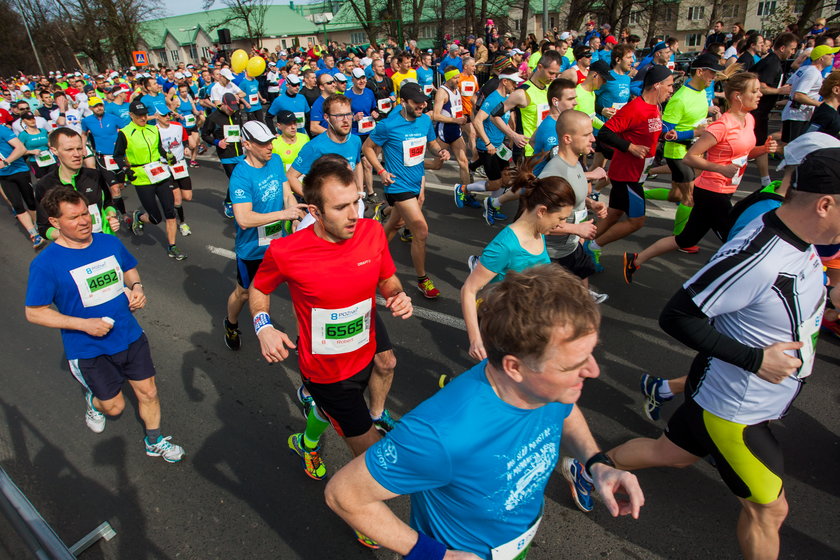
[6,12,840,559]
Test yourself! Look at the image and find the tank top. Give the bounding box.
[519,79,549,157]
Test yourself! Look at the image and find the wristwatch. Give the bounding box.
[585,452,616,477]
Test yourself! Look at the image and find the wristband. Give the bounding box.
[405,533,446,560]
[253,312,272,335]
[584,451,615,477]
[130,282,143,290]
[378,168,387,175]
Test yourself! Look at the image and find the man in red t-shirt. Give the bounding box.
[584,65,674,271]
[249,156,413,483]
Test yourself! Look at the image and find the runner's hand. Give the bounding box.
[453,116,467,125]
[107,215,120,233]
[468,337,487,361]
[84,318,114,337]
[718,163,741,179]
[218,140,228,150]
[385,291,413,319]
[126,286,146,311]
[512,133,529,148]
[379,170,396,185]
[757,341,803,383]
[601,107,616,118]
[486,144,497,156]
[590,464,645,519]
[577,220,597,239]
[778,83,791,96]
[280,204,308,221]
[438,149,450,162]
[257,327,296,363]
[585,166,607,181]
[664,130,678,141]
[765,136,778,154]
[589,200,607,218]
[627,144,649,158]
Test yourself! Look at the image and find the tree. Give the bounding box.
[203,0,270,47]
[344,0,381,47]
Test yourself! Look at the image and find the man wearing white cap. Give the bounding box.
[266,73,309,135]
[265,61,282,105]
[210,68,248,108]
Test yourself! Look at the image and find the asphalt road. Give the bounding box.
[0,149,838,560]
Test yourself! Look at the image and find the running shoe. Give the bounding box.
[145,435,185,463]
[372,409,396,433]
[482,197,496,226]
[288,433,327,480]
[179,223,192,236]
[583,240,603,272]
[354,530,380,550]
[494,210,508,221]
[223,318,241,351]
[131,210,145,236]
[677,245,700,254]
[400,228,413,242]
[467,255,479,272]
[474,166,487,178]
[417,277,440,299]
[188,160,199,168]
[589,289,608,304]
[167,245,187,261]
[464,194,483,209]
[372,202,386,224]
[640,373,673,422]
[367,191,381,204]
[560,457,594,513]
[31,235,47,251]
[197,144,207,155]
[623,252,638,284]
[223,202,234,219]
[820,316,840,339]
[85,391,106,434]
[296,384,314,419]
[453,183,467,208]
[122,213,133,232]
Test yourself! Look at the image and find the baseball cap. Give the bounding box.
[559,31,571,41]
[351,68,366,79]
[268,61,276,67]
[129,99,148,115]
[605,36,618,45]
[174,72,184,79]
[778,132,840,170]
[286,73,301,86]
[400,82,429,103]
[88,96,104,107]
[792,147,840,194]
[335,73,347,83]
[293,56,302,64]
[509,48,525,55]
[590,60,615,81]
[219,68,234,80]
[498,69,524,83]
[691,52,725,72]
[810,45,840,61]
[275,110,298,125]
[601,23,611,30]
[242,120,274,143]
[643,64,673,88]
[221,92,239,110]
[587,20,596,25]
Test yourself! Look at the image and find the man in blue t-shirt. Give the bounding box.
[223,120,304,351]
[266,73,309,134]
[25,186,186,463]
[237,73,266,123]
[363,83,450,299]
[437,44,464,76]
[325,265,643,559]
[104,86,131,127]
[82,97,125,200]
[310,73,340,135]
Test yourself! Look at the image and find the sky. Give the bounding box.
[163,0,318,17]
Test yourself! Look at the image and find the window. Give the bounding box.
[686,32,702,47]
[350,31,367,44]
[419,24,435,39]
[157,49,168,65]
[281,39,288,48]
[629,11,641,24]
[189,45,198,61]
[756,1,776,16]
[721,3,739,17]
[170,49,180,62]
[201,46,211,60]
[550,16,555,30]
[687,6,705,20]
[663,5,676,21]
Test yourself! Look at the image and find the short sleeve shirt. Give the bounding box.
[0,126,29,176]
[479,226,549,283]
[291,132,362,175]
[229,154,288,260]
[369,110,434,194]
[476,90,509,151]
[694,112,756,194]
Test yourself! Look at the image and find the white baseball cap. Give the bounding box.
[286,73,301,85]
[778,132,840,170]
[219,68,234,80]
[351,68,366,79]
[242,120,274,143]
[335,73,347,83]
[499,70,524,83]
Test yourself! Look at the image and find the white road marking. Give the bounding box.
[206,245,237,260]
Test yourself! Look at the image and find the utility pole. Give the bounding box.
[16,0,45,74]
[543,0,548,38]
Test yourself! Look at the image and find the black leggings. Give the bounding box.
[136,181,176,224]
[675,187,732,249]
[0,171,36,215]
[222,162,238,204]
[30,163,56,179]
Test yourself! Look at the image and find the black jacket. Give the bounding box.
[34,167,114,238]
[200,109,246,161]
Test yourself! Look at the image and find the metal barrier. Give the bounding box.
[0,466,116,558]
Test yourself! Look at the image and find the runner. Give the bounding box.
[582,66,673,272]
[271,110,309,171]
[200,93,246,218]
[25,186,185,463]
[113,100,187,260]
[105,84,131,127]
[325,264,643,557]
[0,108,46,249]
[344,68,380,201]
[530,78,578,175]
[173,83,203,168]
[265,73,308,135]
[138,77,174,124]
[390,53,417,101]
[808,72,840,138]
[81,96,127,219]
[157,112,194,236]
[429,66,472,190]
[309,73,340,135]
[363,82,451,299]
[18,111,55,179]
[238,71,265,123]
[573,60,614,134]
[365,59,396,122]
[223,121,305,351]
[624,72,777,284]
[457,57,480,158]
[781,45,837,142]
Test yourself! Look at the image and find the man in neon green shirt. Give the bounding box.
[574,60,614,132]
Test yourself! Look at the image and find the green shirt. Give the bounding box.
[573,85,602,130]
[662,83,709,159]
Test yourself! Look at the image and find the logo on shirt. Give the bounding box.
[648,118,662,133]
[234,188,245,198]
[493,425,559,518]
[371,438,398,470]
[357,259,371,267]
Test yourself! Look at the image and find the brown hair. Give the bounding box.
[48,127,82,148]
[479,264,600,369]
[819,71,840,99]
[302,155,355,211]
[323,93,351,115]
[42,186,88,219]
[510,158,576,214]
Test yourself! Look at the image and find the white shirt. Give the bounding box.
[210,82,243,104]
[13,116,48,134]
[49,107,84,133]
[782,65,823,122]
[158,121,187,162]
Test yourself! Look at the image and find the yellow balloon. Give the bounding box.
[246,56,266,78]
[231,49,249,73]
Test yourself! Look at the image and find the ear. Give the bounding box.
[48,215,60,229]
[501,354,527,383]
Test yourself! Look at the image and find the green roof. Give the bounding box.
[528,0,566,12]
[141,5,319,48]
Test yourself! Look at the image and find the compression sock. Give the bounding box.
[589,240,602,251]
[464,180,487,193]
[175,205,185,223]
[659,380,674,399]
[418,275,429,283]
[643,187,670,201]
[302,407,330,450]
[145,428,162,444]
[760,176,771,187]
[673,203,692,236]
[113,196,126,215]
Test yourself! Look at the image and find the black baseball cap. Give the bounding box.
[691,53,725,72]
[129,99,148,115]
[275,110,297,125]
[590,61,615,81]
[643,64,673,88]
[400,82,429,103]
[793,148,840,194]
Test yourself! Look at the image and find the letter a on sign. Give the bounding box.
[133,51,149,66]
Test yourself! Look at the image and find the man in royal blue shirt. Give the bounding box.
[438,44,464,76]
[82,97,127,215]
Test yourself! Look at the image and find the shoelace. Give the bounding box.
[420,278,434,290]
[151,436,173,450]
[306,450,323,471]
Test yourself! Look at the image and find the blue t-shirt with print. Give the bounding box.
[140,93,170,119]
[345,88,377,135]
[229,154,288,261]
[369,110,434,194]
[366,361,573,560]
[595,71,631,114]
[416,66,435,88]
[0,126,29,176]
[310,96,328,131]
[476,90,509,151]
[25,234,143,359]
[480,226,550,283]
[291,132,362,175]
[239,78,262,112]
[531,115,558,176]
[104,102,131,127]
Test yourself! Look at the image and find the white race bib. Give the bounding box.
[402,137,426,166]
[268,85,280,93]
[377,98,392,113]
[667,61,676,70]
[36,152,56,167]
[88,204,102,233]
[359,116,376,133]
[183,114,197,127]
[796,304,824,379]
[537,103,550,126]
[310,299,372,355]
[294,112,306,128]
[451,96,464,119]
[638,156,655,183]
[258,220,286,246]
[496,144,512,161]
[248,93,259,106]
[224,124,241,142]
[612,102,626,110]
[103,155,118,171]
[143,161,170,181]
[460,80,476,97]
[423,84,434,96]
[490,514,543,560]
[170,161,189,179]
[730,155,748,186]
[69,256,124,308]
[573,209,589,224]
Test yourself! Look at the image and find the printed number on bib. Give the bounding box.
[36,152,56,167]
[496,144,512,161]
[491,514,543,560]
[537,103,550,126]
[143,161,170,181]
[796,304,824,379]
[103,155,119,171]
[638,157,655,183]
[310,299,372,355]
[248,93,259,106]
[451,97,464,119]
[88,204,103,233]
[258,220,285,246]
[69,256,125,308]
[170,162,189,179]
[359,116,376,133]
[268,85,280,93]
[224,124,241,142]
[377,98,392,113]
[460,81,476,96]
[402,137,426,166]
[183,114,197,128]
[730,155,748,186]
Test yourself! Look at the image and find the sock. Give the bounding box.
[113,196,126,215]
[760,176,771,187]
[175,205,185,223]
[224,317,237,329]
[464,180,486,193]
[673,203,692,236]
[659,380,674,399]
[589,240,601,251]
[145,428,161,444]
[302,407,329,450]
[168,244,176,250]
[490,197,502,209]
[417,275,428,283]
[27,227,38,237]
[643,187,670,201]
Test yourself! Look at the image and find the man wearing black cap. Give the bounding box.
[201,92,247,217]
[271,110,310,171]
[597,147,840,560]
[113,99,187,260]
[574,60,614,134]
[630,42,671,97]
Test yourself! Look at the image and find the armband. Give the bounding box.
[490,102,506,118]
[253,312,273,335]
[405,533,446,560]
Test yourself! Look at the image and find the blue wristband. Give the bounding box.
[404,533,446,560]
[253,312,272,335]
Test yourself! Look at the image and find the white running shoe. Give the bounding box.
[589,289,608,304]
[145,436,185,463]
[179,223,192,236]
[85,392,106,434]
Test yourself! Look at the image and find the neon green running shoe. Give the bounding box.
[288,433,327,480]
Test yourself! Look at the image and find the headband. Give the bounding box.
[444,69,461,82]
